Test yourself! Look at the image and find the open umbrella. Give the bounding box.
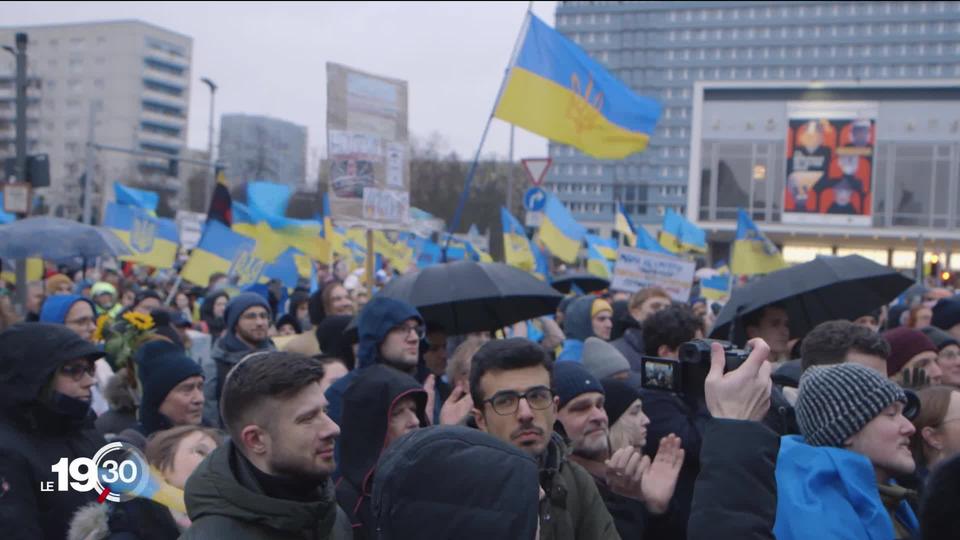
[372,260,564,335]
[710,254,913,345]
[0,216,131,259]
[551,273,610,294]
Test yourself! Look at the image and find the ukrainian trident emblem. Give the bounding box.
[130,216,156,253]
[567,73,604,136]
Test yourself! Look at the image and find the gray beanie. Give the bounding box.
[582,337,630,380]
[796,363,907,447]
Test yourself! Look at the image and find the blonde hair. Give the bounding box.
[145,425,224,473]
[608,400,644,452]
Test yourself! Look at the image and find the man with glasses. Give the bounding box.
[325,296,425,427]
[469,337,620,539]
[922,326,960,388]
[0,323,108,540]
[205,292,276,426]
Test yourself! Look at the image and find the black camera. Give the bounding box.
[640,339,751,404]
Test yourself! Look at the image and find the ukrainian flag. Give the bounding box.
[586,242,612,279]
[114,182,159,213]
[539,194,585,264]
[493,14,661,159]
[415,237,443,269]
[635,224,671,255]
[660,209,706,254]
[181,221,259,287]
[322,193,348,257]
[701,274,731,301]
[501,207,535,271]
[531,238,550,281]
[263,247,302,290]
[731,209,787,276]
[247,181,292,217]
[614,201,636,247]
[585,234,617,261]
[103,202,178,269]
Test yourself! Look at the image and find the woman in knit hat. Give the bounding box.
[883,327,942,387]
[775,363,920,540]
[921,326,960,388]
[558,295,614,362]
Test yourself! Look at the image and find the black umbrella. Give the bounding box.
[0,216,130,259]
[710,254,913,345]
[371,260,564,335]
[551,273,610,294]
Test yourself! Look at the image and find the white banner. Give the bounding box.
[611,247,695,301]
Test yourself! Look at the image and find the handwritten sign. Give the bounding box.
[611,247,695,301]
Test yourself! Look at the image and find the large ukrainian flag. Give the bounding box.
[494,14,661,159]
[104,202,178,269]
[539,194,586,264]
[731,209,787,276]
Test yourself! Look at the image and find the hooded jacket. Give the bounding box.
[336,365,428,539]
[203,293,275,427]
[0,323,107,540]
[182,439,352,540]
[371,425,540,540]
[38,294,97,325]
[774,435,919,540]
[324,297,423,427]
[559,296,600,362]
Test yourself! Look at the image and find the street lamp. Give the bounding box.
[200,76,217,210]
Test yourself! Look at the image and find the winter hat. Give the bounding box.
[90,281,117,300]
[883,327,937,377]
[795,363,907,447]
[44,273,74,296]
[135,339,202,434]
[601,378,643,426]
[563,296,596,341]
[582,337,630,380]
[921,326,960,352]
[224,292,272,333]
[38,294,96,325]
[591,298,613,318]
[932,298,960,331]
[554,361,604,410]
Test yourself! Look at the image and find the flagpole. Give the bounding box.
[445,8,532,259]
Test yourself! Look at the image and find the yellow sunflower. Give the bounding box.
[92,314,112,342]
[122,311,155,331]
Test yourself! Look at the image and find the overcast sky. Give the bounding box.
[5,1,557,180]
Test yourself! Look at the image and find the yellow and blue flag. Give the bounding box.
[585,234,617,261]
[263,247,302,291]
[494,14,661,159]
[701,275,731,301]
[247,181,292,217]
[104,202,178,269]
[614,201,636,247]
[501,207,535,271]
[415,236,443,269]
[586,242,612,279]
[539,194,586,264]
[531,238,550,281]
[731,209,786,276]
[180,221,260,288]
[660,209,706,254]
[114,182,159,213]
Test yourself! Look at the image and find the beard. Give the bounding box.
[572,432,610,461]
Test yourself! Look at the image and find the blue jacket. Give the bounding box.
[559,296,595,362]
[774,435,918,540]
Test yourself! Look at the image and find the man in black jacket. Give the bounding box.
[0,323,108,540]
[183,351,352,539]
[337,364,429,539]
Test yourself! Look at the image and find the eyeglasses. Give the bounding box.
[65,316,96,327]
[60,361,96,381]
[483,386,554,416]
[939,350,960,361]
[392,323,425,339]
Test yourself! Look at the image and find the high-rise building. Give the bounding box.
[218,114,307,189]
[0,20,192,219]
[549,0,960,251]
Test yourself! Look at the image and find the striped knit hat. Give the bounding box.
[795,363,907,447]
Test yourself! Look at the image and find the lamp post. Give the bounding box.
[200,77,217,210]
[4,33,29,313]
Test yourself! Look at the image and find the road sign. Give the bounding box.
[521,158,552,186]
[524,187,547,212]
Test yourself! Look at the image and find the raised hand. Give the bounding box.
[640,434,685,515]
[604,446,650,502]
[705,338,772,421]
[439,383,474,425]
[423,374,436,425]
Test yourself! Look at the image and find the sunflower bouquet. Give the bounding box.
[102,311,157,371]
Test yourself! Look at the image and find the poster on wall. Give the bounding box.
[783,102,878,226]
[326,62,410,229]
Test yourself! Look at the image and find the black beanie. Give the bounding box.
[135,340,202,435]
[602,378,643,426]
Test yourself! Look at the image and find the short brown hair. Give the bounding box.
[800,320,890,371]
[628,287,670,313]
[144,425,224,473]
[220,351,326,441]
[911,385,959,468]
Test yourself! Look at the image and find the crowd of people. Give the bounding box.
[1,259,960,539]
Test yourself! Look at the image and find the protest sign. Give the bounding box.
[611,246,695,301]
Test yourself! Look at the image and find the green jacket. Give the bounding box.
[540,433,621,540]
[181,440,353,540]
